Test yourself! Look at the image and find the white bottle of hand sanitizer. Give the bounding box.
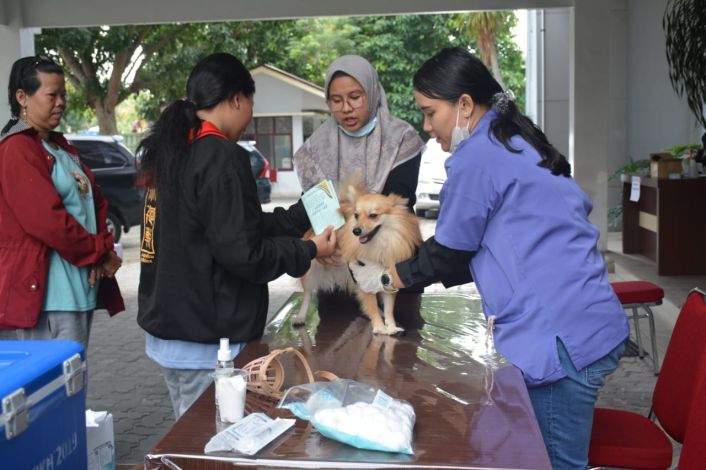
[215,338,235,423]
[216,338,235,370]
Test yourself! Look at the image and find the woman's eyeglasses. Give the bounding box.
[328,94,365,112]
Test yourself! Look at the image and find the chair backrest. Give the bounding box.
[678,372,706,470]
[652,289,706,443]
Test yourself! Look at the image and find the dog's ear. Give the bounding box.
[388,193,409,210]
[346,184,360,204]
[339,201,353,218]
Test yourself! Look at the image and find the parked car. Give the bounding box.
[65,135,144,243]
[415,138,450,218]
[238,140,272,204]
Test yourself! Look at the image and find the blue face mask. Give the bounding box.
[338,117,377,138]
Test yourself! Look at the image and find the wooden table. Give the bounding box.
[145,292,550,469]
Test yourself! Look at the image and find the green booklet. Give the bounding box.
[301,179,346,235]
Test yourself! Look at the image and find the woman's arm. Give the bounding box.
[260,199,311,237]
[392,236,474,289]
[348,236,473,293]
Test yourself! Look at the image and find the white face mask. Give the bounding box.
[450,103,470,152]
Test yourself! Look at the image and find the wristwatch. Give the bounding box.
[380,271,399,293]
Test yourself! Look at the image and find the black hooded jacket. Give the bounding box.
[138,135,315,343]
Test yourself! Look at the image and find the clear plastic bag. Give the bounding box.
[278,379,415,454]
[204,412,295,455]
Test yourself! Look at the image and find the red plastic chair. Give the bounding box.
[589,288,706,469]
[611,281,664,374]
[678,372,706,469]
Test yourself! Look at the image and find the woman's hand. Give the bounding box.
[312,226,337,259]
[88,250,122,288]
[88,265,105,288]
[101,250,122,277]
[317,248,344,267]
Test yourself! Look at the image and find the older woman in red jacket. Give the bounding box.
[0,56,124,351]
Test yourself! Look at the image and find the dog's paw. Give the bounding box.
[384,325,405,336]
[373,324,404,336]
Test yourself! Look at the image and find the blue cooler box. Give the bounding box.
[0,340,87,470]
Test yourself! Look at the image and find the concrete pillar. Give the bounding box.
[0,0,23,124]
[571,0,625,250]
[526,9,571,157]
[20,27,41,56]
[525,10,540,124]
[607,2,629,229]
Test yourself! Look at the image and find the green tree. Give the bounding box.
[450,12,506,88]
[36,21,306,134]
[284,17,361,84]
[449,11,526,111]
[37,24,198,134]
[36,13,524,135]
[351,15,462,135]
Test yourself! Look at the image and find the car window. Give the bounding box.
[249,151,265,177]
[70,141,128,170]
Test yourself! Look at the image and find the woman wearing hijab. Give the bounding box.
[294,55,424,206]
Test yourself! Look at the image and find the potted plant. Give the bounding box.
[611,157,650,183]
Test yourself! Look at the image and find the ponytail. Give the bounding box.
[414,47,571,177]
[137,100,200,204]
[1,117,19,136]
[489,93,571,177]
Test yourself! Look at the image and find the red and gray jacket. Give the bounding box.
[0,120,124,328]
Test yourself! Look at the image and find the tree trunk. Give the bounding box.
[477,32,506,90]
[94,103,119,135]
[489,49,506,90]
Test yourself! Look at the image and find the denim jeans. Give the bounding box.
[527,339,626,469]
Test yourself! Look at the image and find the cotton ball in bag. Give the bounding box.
[313,401,414,453]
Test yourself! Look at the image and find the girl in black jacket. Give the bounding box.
[137,53,336,418]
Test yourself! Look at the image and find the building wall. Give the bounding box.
[252,73,325,114]
[627,0,702,165]
[0,1,22,124]
[529,0,699,240]
[250,71,327,197]
[274,115,304,197]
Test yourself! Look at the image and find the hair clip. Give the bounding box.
[492,90,515,114]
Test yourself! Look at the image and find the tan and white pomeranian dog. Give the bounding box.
[292,183,422,335]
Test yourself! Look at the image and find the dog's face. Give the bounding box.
[345,186,409,245]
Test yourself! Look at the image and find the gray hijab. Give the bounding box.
[294,55,424,193]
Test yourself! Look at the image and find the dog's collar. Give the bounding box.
[359,225,382,244]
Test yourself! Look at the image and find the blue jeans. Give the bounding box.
[527,339,625,469]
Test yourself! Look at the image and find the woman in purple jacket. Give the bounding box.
[352,47,629,469]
